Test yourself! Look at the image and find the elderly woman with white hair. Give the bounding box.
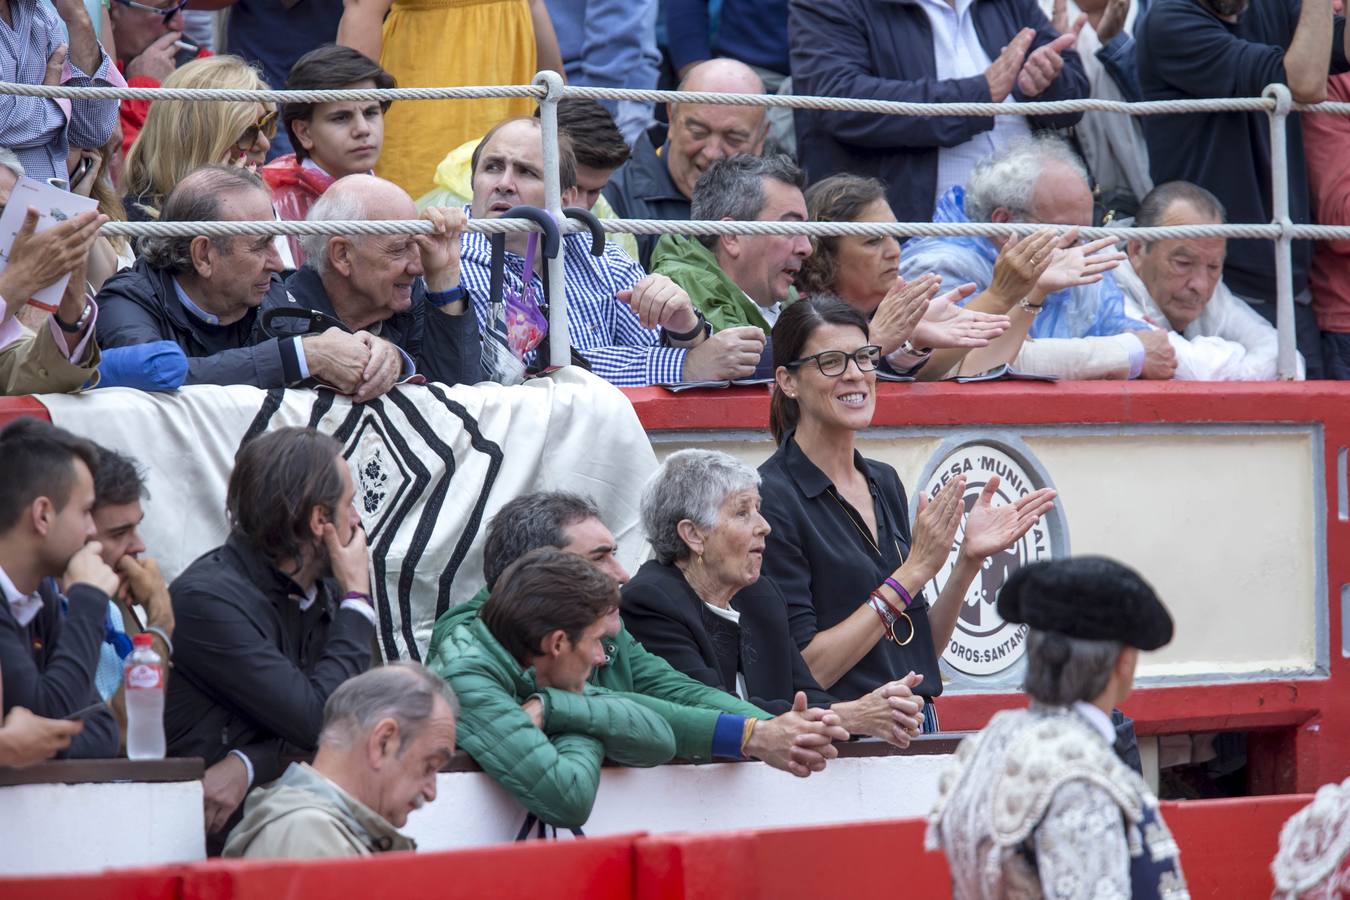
[621,449,929,747]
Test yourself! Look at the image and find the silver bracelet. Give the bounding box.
[145,625,174,658]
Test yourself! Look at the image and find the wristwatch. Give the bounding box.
[426,284,469,307]
[55,298,93,333]
[664,309,710,343]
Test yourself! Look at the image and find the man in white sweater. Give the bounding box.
[1116,180,1304,381]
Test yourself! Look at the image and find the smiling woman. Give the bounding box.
[756,296,1058,731]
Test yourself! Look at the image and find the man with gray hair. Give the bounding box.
[223,662,459,859]
[604,59,769,270]
[1115,180,1302,380]
[651,154,807,346]
[928,557,1190,898]
[96,165,376,394]
[265,173,482,389]
[899,134,1173,380]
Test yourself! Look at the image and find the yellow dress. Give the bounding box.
[376,0,537,198]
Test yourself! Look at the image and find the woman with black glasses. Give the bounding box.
[757,296,1057,731]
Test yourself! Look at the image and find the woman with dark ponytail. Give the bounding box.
[756,296,1058,730]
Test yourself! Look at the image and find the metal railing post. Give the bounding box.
[1264,83,1298,380]
[533,70,570,369]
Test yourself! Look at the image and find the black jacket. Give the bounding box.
[620,559,834,715]
[790,0,1088,226]
[96,258,303,387]
[0,577,119,759]
[164,535,373,785]
[271,267,484,387]
[602,135,690,271]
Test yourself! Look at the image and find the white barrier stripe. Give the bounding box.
[96,218,1350,242]
[6,80,1350,118]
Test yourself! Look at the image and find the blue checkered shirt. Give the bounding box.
[459,212,688,387]
[1,1,119,181]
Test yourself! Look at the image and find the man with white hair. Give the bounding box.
[224,663,458,858]
[1115,180,1303,380]
[266,173,483,390]
[899,134,1175,380]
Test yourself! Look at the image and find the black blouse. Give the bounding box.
[620,559,834,715]
[757,432,943,701]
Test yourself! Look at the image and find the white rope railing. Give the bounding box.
[7,79,1350,117]
[97,218,1350,243]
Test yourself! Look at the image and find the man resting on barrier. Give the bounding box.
[225,663,458,859]
[431,549,677,833]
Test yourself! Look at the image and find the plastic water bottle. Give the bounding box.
[124,633,166,759]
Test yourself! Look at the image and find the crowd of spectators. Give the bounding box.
[1,0,1349,872]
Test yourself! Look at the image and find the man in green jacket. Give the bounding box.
[651,154,811,337]
[427,492,848,780]
[432,548,678,830]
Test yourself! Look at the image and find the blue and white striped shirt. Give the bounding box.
[459,213,688,387]
[0,1,119,181]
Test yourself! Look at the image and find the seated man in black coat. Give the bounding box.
[96,165,378,394]
[266,174,483,389]
[0,419,119,760]
[165,427,374,847]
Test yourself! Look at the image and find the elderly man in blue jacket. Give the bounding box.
[790,0,1089,227]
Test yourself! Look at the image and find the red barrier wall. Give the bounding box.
[4,380,1346,791]
[0,797,1311,899]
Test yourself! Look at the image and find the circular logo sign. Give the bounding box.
[920,444,1055,676]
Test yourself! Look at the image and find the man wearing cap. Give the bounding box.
[927,556,1191,899]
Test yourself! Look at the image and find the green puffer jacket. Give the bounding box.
[650,233,796,337]
[428,614,677,829]
[429,588,772,763]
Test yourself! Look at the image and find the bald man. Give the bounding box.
[266,174,484,393]
[604,58,768,269]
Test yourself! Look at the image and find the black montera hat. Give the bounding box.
[996,556,1174,651]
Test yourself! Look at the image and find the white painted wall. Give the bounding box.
[651,426,1321,682]
[0,780,205,875]
[404,754,951,850]
[0,755,951,873]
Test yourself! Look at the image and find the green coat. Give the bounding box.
[650,233,796,337]
[429,588,771,764]
[427,613,676,829]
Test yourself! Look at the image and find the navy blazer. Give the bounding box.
[790,0,1089,225]
[621,559,835,715]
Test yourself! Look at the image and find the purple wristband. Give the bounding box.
[883,577,914,609]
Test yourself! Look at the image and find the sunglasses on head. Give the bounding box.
[110,0,188,24]
[236,108,279,151]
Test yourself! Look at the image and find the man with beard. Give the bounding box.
[1138,0,1350,378]
[164,428,374,850]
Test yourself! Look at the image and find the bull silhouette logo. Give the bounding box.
[923,444,1056,677]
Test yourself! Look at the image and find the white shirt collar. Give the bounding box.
[0,565,44,628]
[703,602,741,624]
[1072,701,1117,745]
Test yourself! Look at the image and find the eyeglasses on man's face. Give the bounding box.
[785,345,882,377]
[111,0,189,25]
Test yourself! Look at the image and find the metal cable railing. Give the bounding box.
[5,73,1343,378]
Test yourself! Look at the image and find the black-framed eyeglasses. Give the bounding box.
[785,345,882,377]
[111,0,189,23]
